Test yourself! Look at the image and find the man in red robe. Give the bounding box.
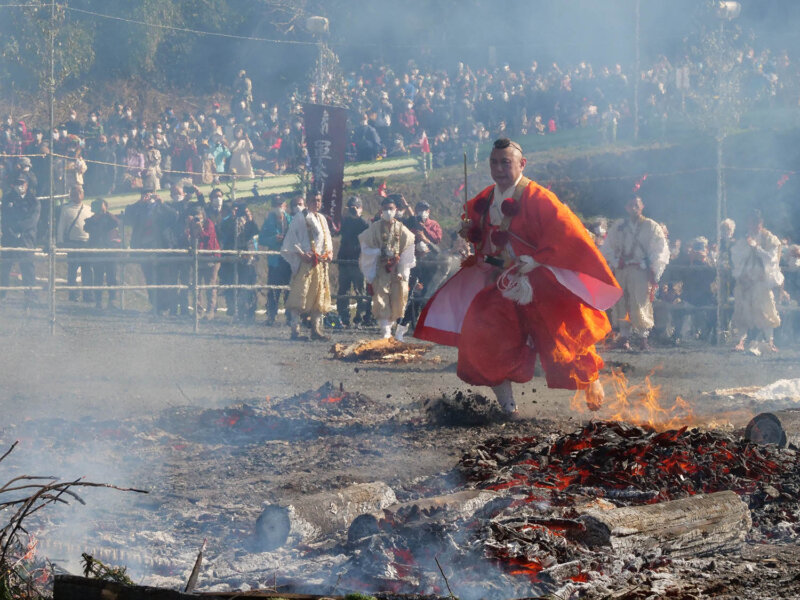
[414,138,622,417]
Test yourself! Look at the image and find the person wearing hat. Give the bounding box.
[358,195,416,339]
[336,195,372,328]
[0,176,40,305]
[10,156,37,195]
[602,195,670,351]
[258,194,293,325]
[281,191,333,340]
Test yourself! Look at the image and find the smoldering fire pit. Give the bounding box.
[12,385,800,600]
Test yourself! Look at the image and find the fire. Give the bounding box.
[571,369,694,431]
[320,396,342,404]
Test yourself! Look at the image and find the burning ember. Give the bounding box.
[572,369,694,431]
[342,420,800,598]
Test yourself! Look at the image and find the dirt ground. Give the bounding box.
[2,299,800,598]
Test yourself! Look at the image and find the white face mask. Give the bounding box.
[420,211,430,221]
[211,197,222,210]
[382,209,396,222]
[292,205,304,215]
[15,185,27,195]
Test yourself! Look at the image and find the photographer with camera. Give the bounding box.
[185,203,221,320]
[396,201,443,339]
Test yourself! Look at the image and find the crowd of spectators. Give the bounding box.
[1,43,800,345]
[1,37,798,197]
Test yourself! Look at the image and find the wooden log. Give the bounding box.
[347,489,500,543]
[571,490,751,557]
[254,481,397,551]
[55,574,347,599]
[745,409,800,448]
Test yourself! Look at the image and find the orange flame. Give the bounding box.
[571,369,695,431]
[320,396,342,404]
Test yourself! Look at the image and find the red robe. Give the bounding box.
[414,177,621,390]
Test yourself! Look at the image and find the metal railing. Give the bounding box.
[0,242,449,334]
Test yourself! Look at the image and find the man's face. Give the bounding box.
[626,198,643,219]
[489,146,526,190]
[292,200,305,214]
[308,195,322,212]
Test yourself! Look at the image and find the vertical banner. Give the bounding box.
[303,103,347,230]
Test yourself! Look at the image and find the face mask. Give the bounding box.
[292,205,304,215]
[121,136,128,144]
[90,116,97,122]
[15,185,26,195]
[382,209,396,221]
[211,197,222,210]
[420,211,430,221]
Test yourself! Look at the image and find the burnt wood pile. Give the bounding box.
[330,420,800,598]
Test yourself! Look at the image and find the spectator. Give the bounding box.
[124,191,178,313]
[336,195,372,329]
[258,194,293,326]
[397,200,442,339]
[229,125,254,178]
[218,202,259,321]
[57,184,93,302]
[64,143,88,190]
[84,198,121,309]
[185,203,220,320]
[353,113,382,162]
[0,176,40,306]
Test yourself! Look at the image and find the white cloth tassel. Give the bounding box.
[497,264,533,305]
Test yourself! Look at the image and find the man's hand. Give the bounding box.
[366,283,374,296]
[585,379,604,412]
[385,256,399,272]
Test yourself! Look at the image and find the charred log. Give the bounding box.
[254,482,397,551]
[347,489,500,543]
[572,490,751,557]
[745,409,800,448]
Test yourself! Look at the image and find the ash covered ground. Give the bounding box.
[2,301,800,599]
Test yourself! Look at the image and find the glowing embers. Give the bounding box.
[571,369,694,431]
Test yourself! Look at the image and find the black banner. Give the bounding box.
[303,103,347,230]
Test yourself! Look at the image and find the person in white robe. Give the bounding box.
[359,196,416,340]
[602,196,670,350]
[732,209,783,355]
[280,192,333,340]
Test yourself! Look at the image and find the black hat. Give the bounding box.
[347,196,362,208]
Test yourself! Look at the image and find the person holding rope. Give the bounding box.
[414,138,621,418]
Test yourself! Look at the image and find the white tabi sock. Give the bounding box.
[492,380,516,414]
